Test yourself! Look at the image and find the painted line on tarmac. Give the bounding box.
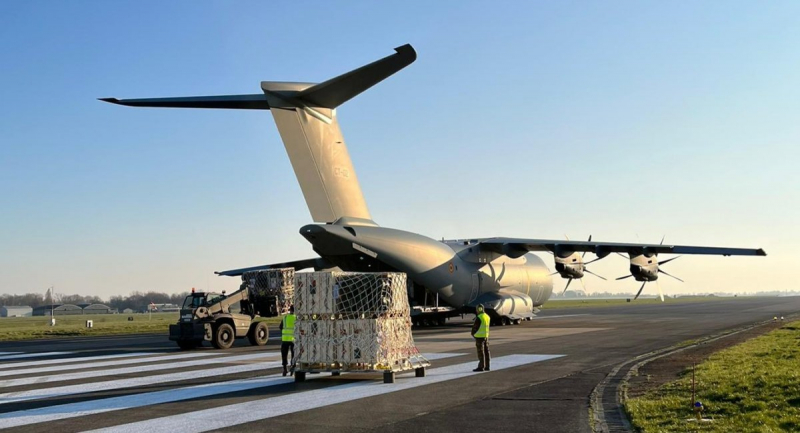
[0,360,282,405]
[0,374,293,429]
[0,352,70,362]
[0,352,279,388]
[0,352,219,377]
[0,353,20,357]
[0,354,468,428]
[532,314,590,319]
[87,354,563,433]
[419,352,464,360]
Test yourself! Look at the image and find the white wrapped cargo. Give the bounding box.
[242,268,295,316]
[294,271,429,373]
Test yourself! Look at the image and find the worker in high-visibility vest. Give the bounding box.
[279,305,296,376]
[471,304,491,372]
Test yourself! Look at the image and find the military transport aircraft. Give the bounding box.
[101,44,766,325]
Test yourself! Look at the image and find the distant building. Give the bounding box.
[122,308,134,314]
[82,304,115,314]
[144,303,181,313]
[32,304,83,316]
[0,306,32,317]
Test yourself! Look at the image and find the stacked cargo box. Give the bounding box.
[242,268,295,317]
[294,272,429,373]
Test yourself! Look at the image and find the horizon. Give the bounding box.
[2,1,797,298]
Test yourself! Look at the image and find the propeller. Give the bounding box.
[562,278,573,295]
[554,235,607,295]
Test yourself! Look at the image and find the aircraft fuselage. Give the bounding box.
[300,223,553,310]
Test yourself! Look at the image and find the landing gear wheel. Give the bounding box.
[513,319,521,325]
[384,371,395,384]
[247,322,269,346]
[212,323,235,349]
[176,340,196,350]
[502,317,511,326]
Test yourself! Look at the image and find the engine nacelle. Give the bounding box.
[553,250,584,280]
[629,253,659,281]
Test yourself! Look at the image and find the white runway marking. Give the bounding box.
[88,354,563,433]
[533,314,590,319]
[0,359,284,405]
[0,374,292,429]
[419,352,464,360]
[0,352,462,417]
[0,352,279,388]
[0,352,218,377]
[0,352,70,362]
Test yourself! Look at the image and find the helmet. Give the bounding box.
[476,304,485,314]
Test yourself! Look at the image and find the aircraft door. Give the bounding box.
[470,273,481,303]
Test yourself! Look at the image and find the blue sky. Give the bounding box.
[1,1,797,298]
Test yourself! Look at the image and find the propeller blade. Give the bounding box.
[584,257,603,265]
[633,281,647,300]
[616,252,629,259]
[549,271,560,276]
[585,269,607,281]
[658,269,684,283]
[579,277,586,290]
[660,235,665,245]
[616,274,634,281]
[562,278,573,295]
[656,279,664,302]
[658,256,681,266]
[582,235,592,258]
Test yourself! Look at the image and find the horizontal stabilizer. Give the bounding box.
[295,44,416,108]
[215,257,332,277]
[99,95,271,110]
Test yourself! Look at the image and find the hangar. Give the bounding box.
[0,306,32,317]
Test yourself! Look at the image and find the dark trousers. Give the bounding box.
[281,341,295,368]
[475,338,490,370]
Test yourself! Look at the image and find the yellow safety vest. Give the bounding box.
[282,314,296,342]
[475,312,490,339]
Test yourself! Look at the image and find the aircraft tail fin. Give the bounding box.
[260,44,415,224]
[101,44,416,224]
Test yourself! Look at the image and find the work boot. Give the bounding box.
[282,367,288,377]
[473,367,484,372]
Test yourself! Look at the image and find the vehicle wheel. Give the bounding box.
[247,322,269,346]
[177,340,195,350]
[212,323,235,349]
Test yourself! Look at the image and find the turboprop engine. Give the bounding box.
[616,249,683,301]
[551,235,605,293]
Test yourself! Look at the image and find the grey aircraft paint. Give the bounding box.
[101,44,765,321]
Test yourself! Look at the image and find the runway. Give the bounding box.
[0,296,797,432]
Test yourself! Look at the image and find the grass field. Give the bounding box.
[625,321,800,432]
[542,296,738,309]
[0,313,283,341]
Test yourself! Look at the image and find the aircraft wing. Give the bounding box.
[471,238,766,257]
[215,257,332,277]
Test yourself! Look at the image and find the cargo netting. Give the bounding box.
[241,268,295,317]
[294,272,429,372]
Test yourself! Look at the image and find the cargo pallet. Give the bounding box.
[294,359,430,384]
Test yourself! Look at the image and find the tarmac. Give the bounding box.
[0,296,797,432]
